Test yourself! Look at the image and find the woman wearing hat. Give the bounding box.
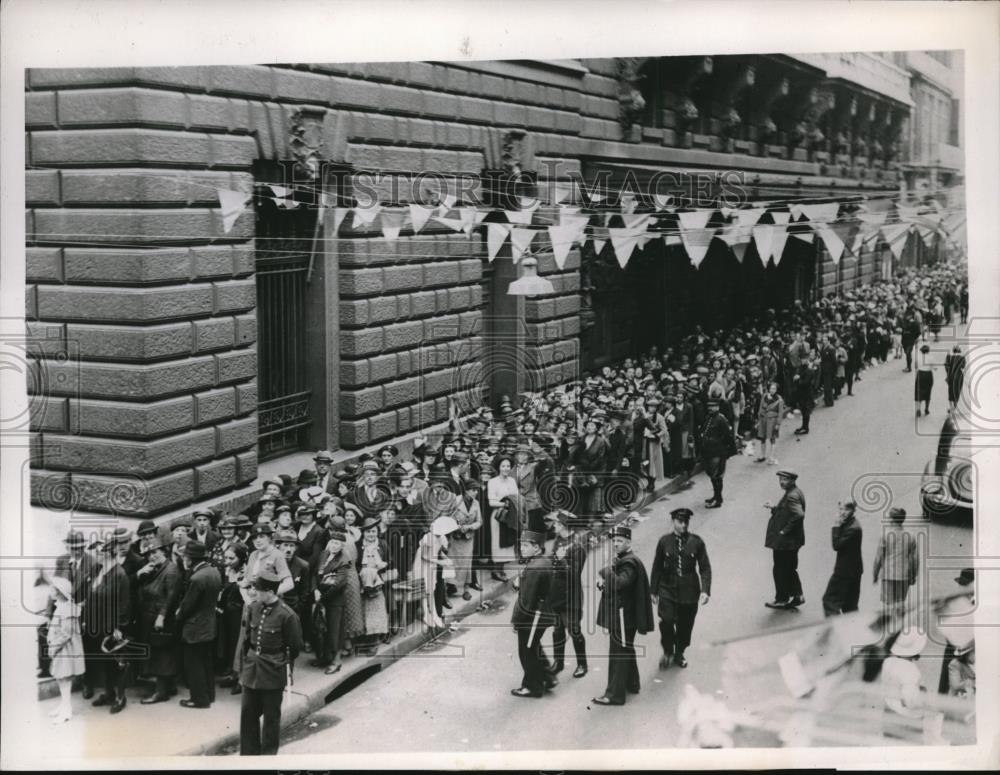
[452,478,483,600]
[216,540,249,693]
[135,536,181,705]
[487,457,520,579]
[354,516,390,653]
[46,576,86,723]
[82,533,132,714]
[411,516,458,631]
[313,525,362,674]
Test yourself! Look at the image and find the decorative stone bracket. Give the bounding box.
[751,76,790,144]
[616,58,647,138]
[289,108,326,182]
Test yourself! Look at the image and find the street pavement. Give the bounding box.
[279,350,974,755]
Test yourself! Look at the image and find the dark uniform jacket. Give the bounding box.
[240,599,303,690]
[700,412,733,459]
[831,516,863,577]
[649,532,712,606]
[547,536,587,614]
[765,486,806,550]
[596,550,654,634]
[511,554,553,630]
[176,561,222,644]
[282,555,312,611]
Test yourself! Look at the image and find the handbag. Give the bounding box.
[148,629,175,648]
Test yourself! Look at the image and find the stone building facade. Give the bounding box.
[25,54,943,523]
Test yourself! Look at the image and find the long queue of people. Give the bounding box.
[37,261,967,733]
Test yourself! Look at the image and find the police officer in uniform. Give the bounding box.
[239,568,303,756]
[509,530,555,698]
[700,399,734,509]
[592,525,653,706]
[650,508,711,669]
[543,509,588,678]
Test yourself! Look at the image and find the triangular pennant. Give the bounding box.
[608,227,644,269]
[731,241,749,263]
[437,193,457,213]
[737,208,766,227]
[770,226,790,266]
[268,185,295,209]
[789,231,815,244]
[218,188,251,234]
[623,213,651,231]
[858,211,888,236]
[720,225,752,247]
[720,207,736,219]
[353,202,382,226]
[664,234,683,246]
[510,228,536,262]
[592,238,607,255]
[678,210,712,231]
[881,222,911,245]
[888,229,910,259]
[788,204,803,220]
[680,228,716,269]
[797,202,840,224]
[459,207,487,236]
[505,208,534,225]
[332,207,350,233]
[917,225,936,247]
[547,224,576,270]
[896,204,921,223]
[620,193,638,215]
[751,224,779,266]
[849,231,865,256]
[831,221,860,255]
[817,226,846,264]
[487,223,511,262]
[560,213,591,245]
[380,209,405,241]
[409,203,433,234]
[432,215,465,233]
[769,211,791,226]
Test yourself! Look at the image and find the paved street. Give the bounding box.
[278,348,974,755]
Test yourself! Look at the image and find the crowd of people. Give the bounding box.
[35,260,970,749]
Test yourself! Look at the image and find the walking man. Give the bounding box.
[650,508,711,669]
[592,525,653,706]
[821,500,863,616]
[239,568,303,755]
[543,509,588,679]
[510,530,555,698]
[764,470,806,609]
[700,399,734,509]
[175,541,222,708]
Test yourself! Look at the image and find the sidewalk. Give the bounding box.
[35,473,688,758]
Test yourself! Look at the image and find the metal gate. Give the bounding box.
[255,193,317,460]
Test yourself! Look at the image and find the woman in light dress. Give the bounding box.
[47,576,86,723]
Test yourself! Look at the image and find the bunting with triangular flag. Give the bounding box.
[732,242,749,263]
[353,202,381,226]
[679,210,712,231]
[505,208,534,225]
[608,226,645,269]
[510,228,536,262]
[432,214,465,233]
[487,223,511,262]
[681,228,717,269]
[769,211,791,226]
[547,223,577,270]
[380,209,405,241]
[881,222,911,245]
[218,188,252,234]
[796,202,840,224]
[737,208,766,227]
[409,203,433,234]
[560,212,590,245]
[459,207,487,236]
[817,226,846,264]
[751,224,782,267]
[332,207,350,233]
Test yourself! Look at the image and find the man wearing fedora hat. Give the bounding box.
[175,541,222,708]
[82,532,132,713]
[191,509,222,556]
[650,508,711,670]
[509,530,556,698]
[938,568,975,695]
[764,470,807,609]
[275,530,311,631]
[592,525,653,706]
[239,568,303,755]
[312,450,337,494]
[350,460,392,523]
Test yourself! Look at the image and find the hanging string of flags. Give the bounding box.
[214,182,964,272]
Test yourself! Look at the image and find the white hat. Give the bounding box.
[890,630,927,657]
[431,516,459,536]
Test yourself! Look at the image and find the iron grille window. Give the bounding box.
[254,183,318,460]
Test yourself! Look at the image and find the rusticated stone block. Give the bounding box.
[383,264,424,293]
[383,376,421,408]
[235,449,258,485]
[339,418,369,448]
[421,261,461,288]
[29,396,68,433]
[26,248,62,283]
[339,299,369,327]
[215,349,256,384]
[35,208,253,244]
[69,396,194,438]
[26,170,60,205]
[25,91,57,126]
[193,318,236,353]
[43,355,216,399]
[44,427,215,476]
[234,313,257,346]
[340,385,383,417]
[338,268,383,297]
[340,328,384,357]
[194,387,237,426]
[422,367,458,398]
[66,321,191,361]
[367,353,398,384]
[340,360,368,387]
[213,278,256,314]
[69,468,197,516]
[235,382,257,415]
[216,416,258,455]
[195,456,237,498]
[37,285,214,323]
[63,247,190,285]
[368,411,398,441]
[382,320,424,351]
[367,295,399,323]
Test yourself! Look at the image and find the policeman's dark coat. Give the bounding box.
[649,532,712,607]
[596,550,654,634]
[699,412,733,459]
[547,535,588,614]
[511,554,554,630]
[764,485,806,550]
[240,598,303,690]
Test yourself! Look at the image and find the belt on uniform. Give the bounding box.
[253,649,285,656]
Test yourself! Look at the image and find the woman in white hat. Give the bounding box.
[46,576,86,723]
[881,629,927,721]
[411,516,458,631]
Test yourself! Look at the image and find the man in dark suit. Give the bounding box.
[700,399,734,509]
[276,529,312,635]
[650,508,711,669]
[313,450,338,495]
[592,525,653,706]
[544,510,588,678]
[821,500,863,616]
[764,470,807,609]
[83,534,131,713]
[605,410,630,475]
[349,461,391,522]
[509,531,556,698]
[175,541,222,708]
[191,509,222,554]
